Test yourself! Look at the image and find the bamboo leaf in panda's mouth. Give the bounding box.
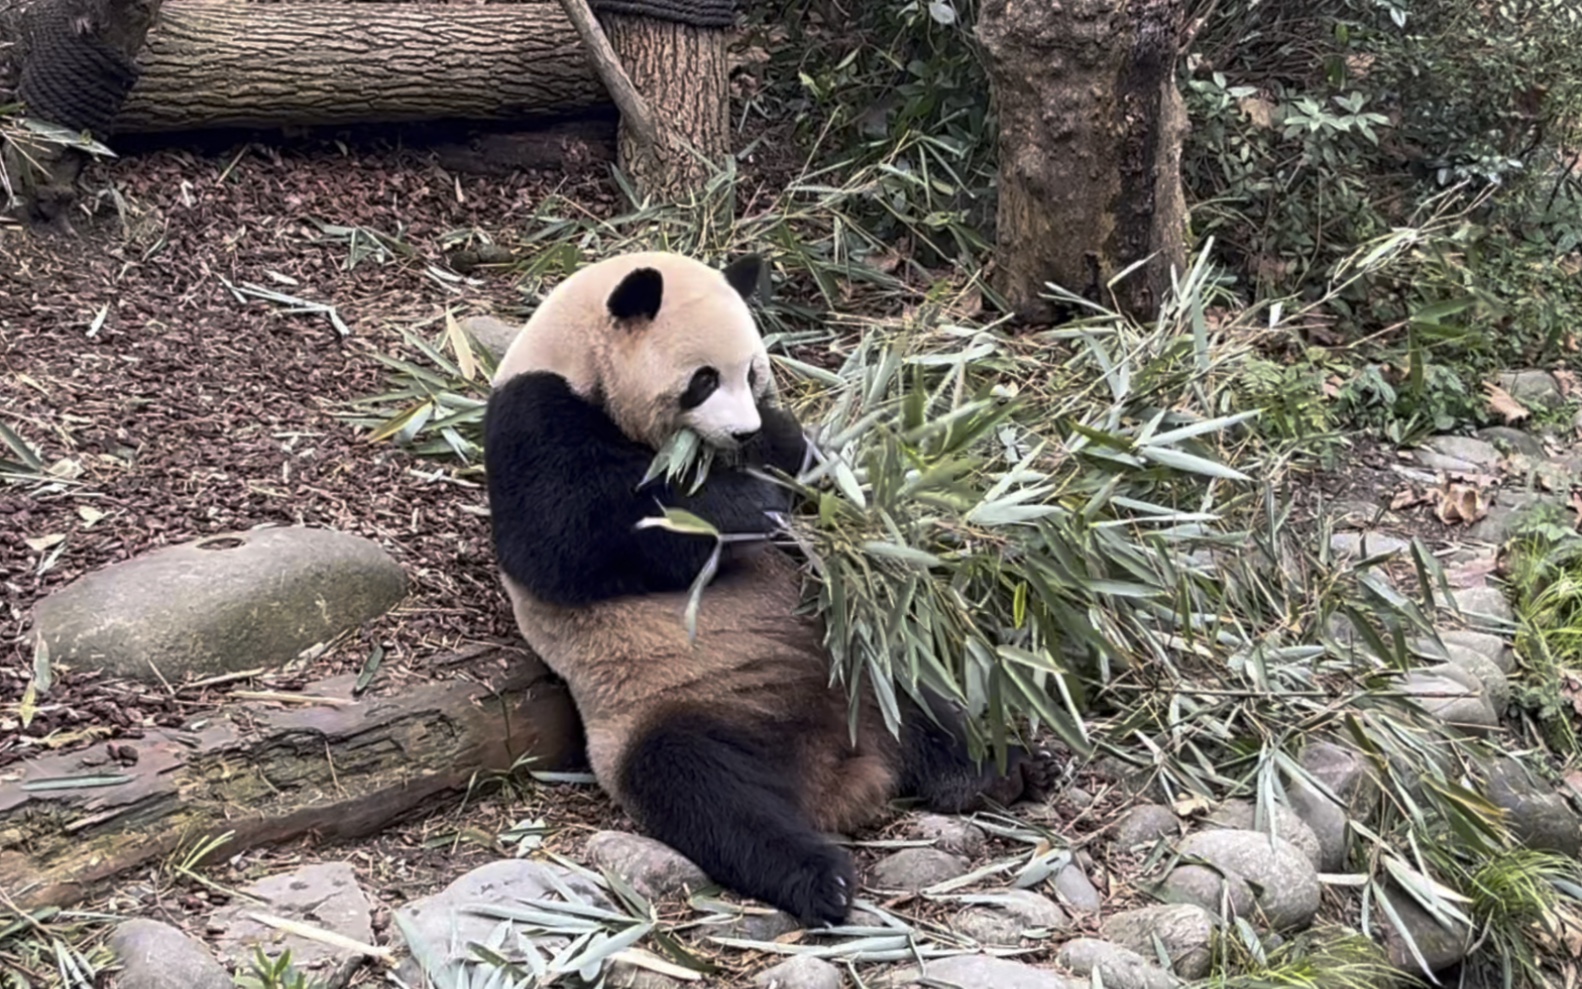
[642,428,716,495]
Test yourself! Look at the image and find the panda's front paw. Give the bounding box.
[778,843,855,928]
[1017,746,1061,803]
[752,404,810,476]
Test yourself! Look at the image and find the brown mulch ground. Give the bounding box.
[0,133,630,767]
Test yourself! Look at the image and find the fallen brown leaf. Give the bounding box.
[1445,554,1499,588]
[1323,375,1344,399]
[1484,381,1531,424]
[1556,368,1580,399]
[1432,482,1488,525]
[1390,487,1424,511]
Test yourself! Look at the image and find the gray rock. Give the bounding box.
[1574,406,1582,436]
[1286,742,1377,872]
[1202,799,1323,870]
[1329,531,1410,560]
[208,861,374,989]
[586,831,710,900]
[1051,862,1102,911]
[889,955,1084,989]
[1171,829,1320,931]
[1480,756,1582,857]
[1159,864,1252,917]
[109,919,233,989]
[726,909,802,941]
[1062,787,1095,811]
[1113,804,1179,849]
[1439,643,1510,713]
[1380,884,1472,974]
[1056,938,1182,989]
[754,955,843,989]
[1418,435,1501,471]
[1099,903,1215,979]
[1401,664,1498,733]
[912,814,987,857]
[392,859,610,982]
[953,889,1068,946]
[1469,492,1565,545]
[31,526,406,682]
[458,314,521,360]
[1496,370,1565,410]
[1438,628,1514,673]
[1476,425,1547,458]
[1449,584,1515,626]
[869,847,970,892]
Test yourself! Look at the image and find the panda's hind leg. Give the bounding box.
[618,712,856,927]
[899,689,1059,813]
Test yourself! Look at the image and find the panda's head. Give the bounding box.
[495,250,777,452]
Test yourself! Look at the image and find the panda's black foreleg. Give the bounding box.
[898,688,1059,813]
[618,714,855,927]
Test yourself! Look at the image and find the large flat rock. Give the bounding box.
[32,526,407,682]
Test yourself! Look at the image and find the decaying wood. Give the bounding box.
[0,648,584,911]
[977,0,1190,321]
[113,1,608,133]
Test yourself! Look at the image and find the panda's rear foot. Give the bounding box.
[766,837,856,926]
[980,745,1060,807]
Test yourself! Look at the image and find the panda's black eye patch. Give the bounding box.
[679,367,720,410]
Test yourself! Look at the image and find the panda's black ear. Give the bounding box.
[722,254,766,302]
[607,267,664,324]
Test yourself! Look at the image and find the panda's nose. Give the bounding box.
[731,428,760,445]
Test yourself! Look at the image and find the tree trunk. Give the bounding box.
[0,648,585,911]
[113,1,606,133]
[978,0,1190,322]
[602,12,730,202]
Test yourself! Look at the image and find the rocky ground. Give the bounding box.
[3,133,1582,988]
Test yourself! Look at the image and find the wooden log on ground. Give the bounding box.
[111,0,610,133]
[0,647,585,911]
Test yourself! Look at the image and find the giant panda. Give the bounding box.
[483,250,1055,926]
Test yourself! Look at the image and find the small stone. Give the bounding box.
[1100,903,1214,979]
[1052,862,1103,911]
[586,831,709,900]
[912,814,987,857]
[608,963,683,989]
[1380,884,1472,974]
[1449,585,1515,626]
[869,847,970,892]
[1401,664,1498,733]
[1438,628,1513,673]
[1480,756,1582,857]
[1202,799,1323,870]
[1496,370,1565,410]
[1056,938,1182,989]
[1439,643,1510,713]
[754,955,842,989]
[888,955,1084,989]
[392,859,610,983]
[1159,864,1253,916]
[954,889,1068,946]
[1170,829,1320,931]
[31,526,407,682]
[208,862,374,989]
[1063,786,1095,811]
[459,314,521,360]
[1476,425,1547,458]
[1329,531,1410,560]
[1417,435,1501,471]
[109,919,233,989]
[1113,804,1179,849]
[1573,406,1582,436]
[726,909,802,941]
[1286,741,1378,872]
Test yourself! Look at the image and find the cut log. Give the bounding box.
[111,1,609,133]
[0,647,585,911]
[603,12,731,201]
[977,0,1190,321]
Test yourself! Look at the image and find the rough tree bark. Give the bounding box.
[115,1,606,132]
[977,0,1190,322]
[602,12,731,201]
[0,648,584,911]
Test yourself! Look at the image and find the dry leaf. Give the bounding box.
[1445,554,1499,588]
[1432,482,1488,525]
[1172,794,1213,817]
[24,533,65,553]
[1555,368,1580,399]
[1572,490,1582,528]
[1484,381,1530,424]
[1323,376,1344,399]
